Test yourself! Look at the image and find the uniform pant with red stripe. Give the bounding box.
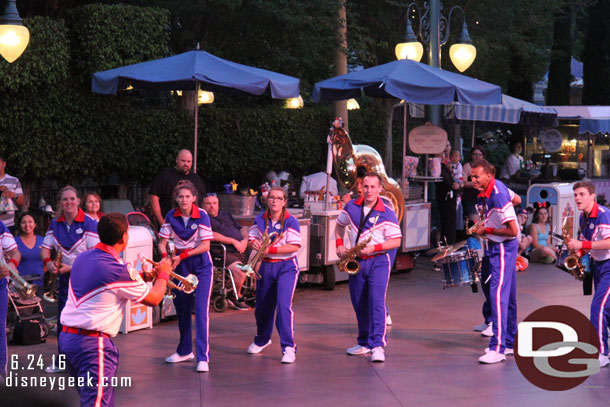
[172,254,213,362]
[591,259,610,356]
[0,279,7,378]
[484,239,518,354]
[349,253,391,349]
[253,258,299,352]
[59,331,118,407]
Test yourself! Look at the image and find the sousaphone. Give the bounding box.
[330,118,404,222]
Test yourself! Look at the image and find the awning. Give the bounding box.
[546,106,610,134]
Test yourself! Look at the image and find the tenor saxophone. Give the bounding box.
[561,217,586,280]
[336,215,380,275]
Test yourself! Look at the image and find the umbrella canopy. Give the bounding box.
[312,59,502,106]
[92,50,299,98]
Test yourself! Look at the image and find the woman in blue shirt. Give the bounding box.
[14,212,45,295]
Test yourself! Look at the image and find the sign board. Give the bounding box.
[539,129,563,153]
[408,122,448,154]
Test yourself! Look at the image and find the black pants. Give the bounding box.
[438,198,456,245]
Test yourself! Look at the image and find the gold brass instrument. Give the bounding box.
[560,216,586,280]
[330,119,404,223]
[3,259,37,299]
[466,206,486,236]
[237,231,279,279]
[44,251,62,303]
[336,215,380,275]
[140,256,199,294]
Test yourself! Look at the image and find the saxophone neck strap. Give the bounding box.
[356,199,379,244]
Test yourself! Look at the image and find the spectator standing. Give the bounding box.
[81,191,104,221]
[463,146,485,222]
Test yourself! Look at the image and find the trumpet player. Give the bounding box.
[568,181,610,368]
[159,180,214,373]
[335,173,401,363]
[470,160,519,364]
[59,213,170,407]
[246,186,301,364]
[0,220,20,382]
[41,186,100,373]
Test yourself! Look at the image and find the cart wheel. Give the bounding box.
[323,266,335,291]
[213,296,227,313]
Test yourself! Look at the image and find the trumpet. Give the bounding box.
[3,259,37,299]
[336,215,380,275]
[44,251,62,303]
[140,256,199,294]
[237,232,279,279]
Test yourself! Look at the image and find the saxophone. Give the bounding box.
[44,251,62,303]
[336,215,380,275]
[4,259,37,299]
[561,217,586,280]
[237,231,279,279]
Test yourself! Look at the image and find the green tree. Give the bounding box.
[582,0,610,104]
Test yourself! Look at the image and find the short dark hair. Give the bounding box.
[362,172,383,185]
[471,159,495,175]
[97,212,128,245]
[470,145,485,158]
[573,181,596,195]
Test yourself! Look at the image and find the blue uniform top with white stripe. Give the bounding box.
[249,211,301,260]
[42,209,100,266]
[579,202,610,262]
[159,205,214,249]
[336,197,402,252]
[477,179,516,243]
[0,222,17,275]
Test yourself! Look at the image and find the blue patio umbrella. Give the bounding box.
[313,58,501,105]
[92,49,300,171]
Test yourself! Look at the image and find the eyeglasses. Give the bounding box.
[268,197,285,202]
[205,193,217,197]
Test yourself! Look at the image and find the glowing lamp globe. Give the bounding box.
[285,95,304,109]
[198,90,214,104]
[395,41,424,62]
[347,98,360,110]
[449,43,476,72]
[0,0,29,64]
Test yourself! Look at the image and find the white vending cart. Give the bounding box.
[527,182,581,240]
[119,225,154,333]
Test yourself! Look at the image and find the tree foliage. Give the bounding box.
[582,0,610,104]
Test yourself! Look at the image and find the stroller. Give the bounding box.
[6,278,50,345]
[210,243,256,312]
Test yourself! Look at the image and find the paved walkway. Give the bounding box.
[2,257,608,406]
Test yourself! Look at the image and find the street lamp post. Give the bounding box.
[395,1,476,125]
[0,0,30,63]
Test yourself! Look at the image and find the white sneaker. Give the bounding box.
[485,347,513,355]
[281,347,296,364]
[247,340,272,354]
[478,350,506,364]
[371,347,385,363]
[165,352,195,363]
[474,322,490,332]
[481,323,493,337]
[600,354,609,368]
[196,361,209,372]
[386,314,393,326]
[347,345,371,355]
[44,365,65,373]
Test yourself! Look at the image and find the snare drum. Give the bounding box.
[436,249,480,288]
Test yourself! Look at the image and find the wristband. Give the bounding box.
[268,246,278,255]
[161,252,168,259]
[485,227,494,235]
[582,240,592,250]
[156,271,170,282]
[179,250,190,261]
[9,258,18,268]
[374,244,383,252]
[336,238,344,247]
[43,257,52,265]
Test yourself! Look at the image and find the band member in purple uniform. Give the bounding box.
[335,173,402,363]
[471,160,519,364]
[0,222,20,381]
[567,181,610,368]
[246,186,301,364]
[159,180,214,372]
[59,213,169,407]
[41,186,100,373]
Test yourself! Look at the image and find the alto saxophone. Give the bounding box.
[561,217,586,280]
[336,215,380,275]
[237,231,279,279]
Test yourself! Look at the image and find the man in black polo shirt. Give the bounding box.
[149,149,206,227]
[203,194,250,310]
